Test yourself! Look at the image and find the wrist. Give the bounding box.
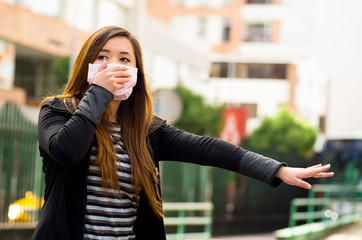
[275,166,286,179]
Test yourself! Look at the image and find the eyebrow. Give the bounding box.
[99,49,132,57]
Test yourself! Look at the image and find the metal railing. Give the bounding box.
[164,202,214,240]
[0,102,43,227]
[274,184,362,240]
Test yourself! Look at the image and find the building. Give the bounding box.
[0,0,149,104]
[147,0,329,136]
[0,0,209,106]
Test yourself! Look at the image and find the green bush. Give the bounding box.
[174,85,225,137]
[52,56,70,90]
[247,108,317,159]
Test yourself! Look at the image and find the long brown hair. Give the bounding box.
[45,26,162,217]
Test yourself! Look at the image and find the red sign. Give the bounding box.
[219,107,248,145]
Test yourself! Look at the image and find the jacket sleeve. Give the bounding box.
[156,123,286,187]
[37,84,113,167]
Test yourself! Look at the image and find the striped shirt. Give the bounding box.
[84,123,137,240]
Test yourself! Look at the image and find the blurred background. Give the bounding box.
[1,0,362,239]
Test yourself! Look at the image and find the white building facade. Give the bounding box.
[148,0,362,138]
[148,0,328,135]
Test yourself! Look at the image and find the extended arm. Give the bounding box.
[156,124,286,187]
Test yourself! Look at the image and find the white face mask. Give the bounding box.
[87,63,138,100]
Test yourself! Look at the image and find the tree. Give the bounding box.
[173,85,225,137]
[51,56,70,91]
[247,108,317,159]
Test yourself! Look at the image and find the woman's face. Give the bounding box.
[93,36,136,68]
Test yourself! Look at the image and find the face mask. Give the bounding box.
[87,63,138,100]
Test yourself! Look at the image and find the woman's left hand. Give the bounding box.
[276,164,334,189]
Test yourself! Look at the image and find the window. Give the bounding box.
[211,62,287,79]
[14,58,57,99]
[246,63,287,79]
[234,63,247,78]
[222,19,231,42]
[210,62,229,78]
[243,22,272,42]
[235,63,287,79]
[246,0,272,4]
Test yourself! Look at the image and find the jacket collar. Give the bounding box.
[148,116,166,135]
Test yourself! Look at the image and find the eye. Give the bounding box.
[120,57,131,62]
[97,55,108,60]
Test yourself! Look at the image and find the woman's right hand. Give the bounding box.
[92,61,131,94]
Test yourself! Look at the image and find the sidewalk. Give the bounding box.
[211,219,362,240]
[320,220,362,240]
[211,232,274,240]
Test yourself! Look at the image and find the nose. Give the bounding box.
[108,56,119,64]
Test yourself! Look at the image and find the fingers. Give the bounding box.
[314,172,334,178]
[97,61,107,73]
[104,66,131,84]
[294,178,312,190]
[319,164,331,171]
[93,64,131,93]
[100,65,131,80]
[306,164,322,170]
[296,171,332,189]
[114,73,131,82]
[306,164,332,177]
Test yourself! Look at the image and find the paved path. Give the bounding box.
[211,220,362,240]
[211,233,274,240]
[320,220,362,240]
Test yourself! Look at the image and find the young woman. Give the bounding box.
[33,26,333,240]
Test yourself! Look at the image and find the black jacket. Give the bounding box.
[32,84,285,240]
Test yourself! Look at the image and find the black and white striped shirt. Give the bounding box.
[83,123,137,240]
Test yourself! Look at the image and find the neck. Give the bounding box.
[108,100,121,123]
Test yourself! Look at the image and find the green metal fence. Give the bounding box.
[161,159,214,239]
[164,202,214,240]
[274,184,362,240]
[0,102,43,227]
